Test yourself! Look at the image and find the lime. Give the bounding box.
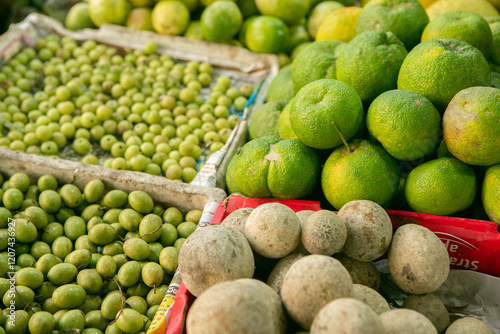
[66,3,96,30]
[201,1,242,42]
[245,16,288,54]
[126,7,154,31]
[255,0,309,25]
[88,0,131,27]
[152,0,190,36]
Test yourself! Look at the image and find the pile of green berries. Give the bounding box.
[0,172,201,333]
[0,34,254,183]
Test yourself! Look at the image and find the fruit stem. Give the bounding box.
[8,272,34,314]
[108,278,124,326]
[115,233,125,241]
[138,224,162,238]
[331,121,350,153]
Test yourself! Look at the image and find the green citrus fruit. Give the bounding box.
[152,0,190,36]
[226,136,320,199]
[487,16,500,65]
[184,21,204,40]
[289,79,363,149]
[65,3,96,30]
[238,16,257,47]
[397,38,491,111]
[443,86,500,166]
[277,101,298,140]
[492,70,500,88]
[436,140,454,159]
[245,16,289,54]
[426,0,499,21]
[240,0,259,18]
[366,89,441,161]
[286,24,311,54]
[249,101,286,140]
[255,0,310,25]
[201,0,236,5]
[356,0,429,50]
[482,163,500,222]
[307,1,345,39]
[179,0,199,11]
[291,40,345,93]
[315,7,361,42]
[422,11,493,58]
[405,157,477,215]
[418,0,437,7]
[291,41,312,60]
[201,1,243,42]
[321,139,400,210]
[336,31,408,102]
[129,0,154,6]
[88,0,131,27]
[126,7,154,31]
[267,64,295,102]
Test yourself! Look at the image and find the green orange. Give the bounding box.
[366,89,441,161]
[201,1,243,42]
[248,101,286,140]
[426,0,499,21]
[289,79,363,150]
[285,24,311,54]
[126,8,154,31]
[356,0,429,50]
[321,139,400,210]
[443,87,500,166]
[226,136,320,199]
[65,3,96,30]
[278,102,298,140]
[421,11,493,58]
[397,38,491,111]
[405,157,477,215]
[315,7,361,42]
[152,0,190,36]
[267,64,295,102]
[482,163,500,223]
[307,1,345,38]
[184,21,204,40]
[88,0,131,27]
[487,16,500,65]
[336,31,408,102]
[255,0,310,25]
[291,40,345,93]
[245,16,288,53]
